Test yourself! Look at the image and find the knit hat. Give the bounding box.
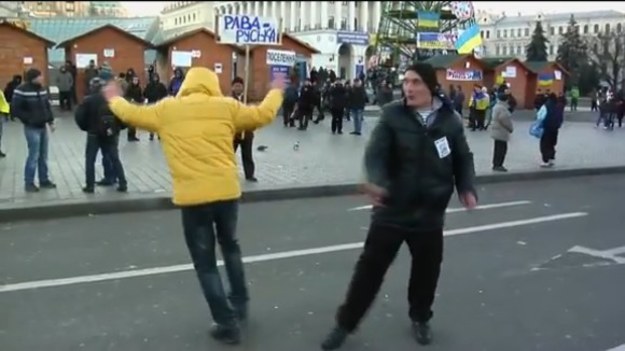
[99,62,114,81]
[404,63,438,95]
[25,68,41,82]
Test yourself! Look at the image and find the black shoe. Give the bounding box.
[233,304,248,322]
[0,151,5,158]
[492,166,508,172]
[25,184,39,192]
[39,181,57,189]
[412,321,432,345]
[116,184,128,192]
[245,177,258,182]
[321,326,349,350]
[96,179,115,186]
[209,324,241,345]
[82,187,94,193]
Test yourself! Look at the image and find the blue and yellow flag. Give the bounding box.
[418,11,440,29]
[456,23,482,54]
[538,72,555,86]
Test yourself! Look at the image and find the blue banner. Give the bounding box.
[336,31,369,45]
[269,65,291,84]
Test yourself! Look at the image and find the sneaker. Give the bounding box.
[412,321,432,345]
[25,184,39,192]
[209,324,240,345]
[492,166,508,172]
[116,184,128,192]
[321,326,349,350]
[245,177,258,183]
[233,304,248,322]
[39,181,57,189]
[540,162,554,168]
[82,187,94,194]
[0,151,6,158]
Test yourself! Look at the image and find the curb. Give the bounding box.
[1,165,625,223]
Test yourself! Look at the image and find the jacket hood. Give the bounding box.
[178,67,222,98]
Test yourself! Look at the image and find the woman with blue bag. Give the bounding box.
[531,93,562,168]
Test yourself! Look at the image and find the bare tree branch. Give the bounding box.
[588,30,625,89]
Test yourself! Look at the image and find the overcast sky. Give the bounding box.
[120,1,625,17]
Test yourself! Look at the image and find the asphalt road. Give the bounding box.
[1,175,625,351]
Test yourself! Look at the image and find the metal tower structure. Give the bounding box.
[372,1,475,67]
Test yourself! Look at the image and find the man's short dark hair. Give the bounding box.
[232,77,244,85]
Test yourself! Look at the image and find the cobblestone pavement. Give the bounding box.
[1,108,624,208]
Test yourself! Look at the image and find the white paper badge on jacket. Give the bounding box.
[434,137,451,159]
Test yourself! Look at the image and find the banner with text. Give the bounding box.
[446,69,483,81]
[416,32,458,50]
[336,31,369,45]
[218,14,280,45]
[266,49,295,83]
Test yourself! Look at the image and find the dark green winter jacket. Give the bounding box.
[365,97,477,231]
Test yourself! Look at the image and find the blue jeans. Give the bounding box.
[351,109,364,133]
[181,200,248,326]
[100,138,119,183]
[23,126,50,185]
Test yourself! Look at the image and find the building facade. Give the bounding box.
[478,10,625,60]
[16,1,91,17]
[89,1,128,17]
[161,1,385,79]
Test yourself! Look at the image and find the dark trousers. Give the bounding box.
[454,105,463,117]
[617,112,624,127]
[331,108,344,133]
[336,223,443,332]
[474,109,486,130]
[127,127,138,140]
[85,134,126,187]
[283,104,295,126]
[59,91,72,110]
[492,140,508,167]
[297,109,313,130]
[540,129,559,163]
[181,200,248,326]
[233,134,255,179]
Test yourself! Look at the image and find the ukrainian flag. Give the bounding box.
[538,73,555,86]
[418,11,440,29]
[456,23,482,54]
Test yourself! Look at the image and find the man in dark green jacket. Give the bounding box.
[322,63,478,350]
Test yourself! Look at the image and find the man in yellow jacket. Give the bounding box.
[102,67,285,345]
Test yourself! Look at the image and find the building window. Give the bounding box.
[618,23,622,32]
[503,29,507,38]
[497,29,501,38]
[517,45,522,54]
[594,24,599,33]
[605,23,610,33]
[503,46,507,55]
[517,28,521,37]
[486,30,490,39]
[549,45,554,55]
[584,24,588,34]
[328,15,335,29]
[511,29,515,38]
[524,28,529,36]
[192,12,196,21]
[354,18,358,31]
[549,26,554,35]
[495,45,500,56]
[558,26,563,34]
[341,17,347,30]
[480,30,484,38]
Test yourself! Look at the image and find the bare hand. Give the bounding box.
[270,74,287,91]
[362,183,387,207]
[102,81,122,102]
[459,192,478,210]
[48,123,55,133]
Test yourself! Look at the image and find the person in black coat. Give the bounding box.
[143,73,168,140]
[231,77,257,182]
[295,79,317,130]
[124,76,143,141]
[74,77,128,193]
[329,80,347,134]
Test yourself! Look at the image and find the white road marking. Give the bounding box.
[0,212,587,293]
[347,200,532,212]
[607,344,625,351]
[568,245,625,264]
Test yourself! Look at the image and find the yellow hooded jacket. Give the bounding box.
[108,67,284,206]
[0,90,10,114]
